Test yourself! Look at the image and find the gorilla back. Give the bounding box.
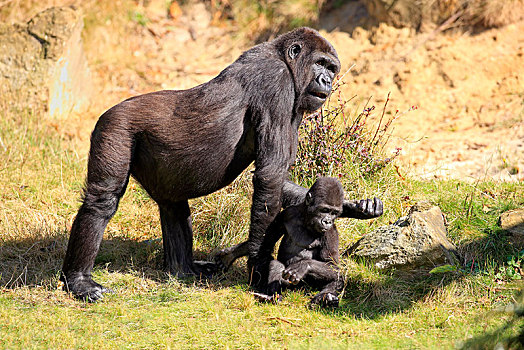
[61,27,340,301]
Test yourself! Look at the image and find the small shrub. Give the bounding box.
[463,0,524,28]
[209,0,322,42]
[128,9,150,26]
[291,82,405,186]
[360,0,524,31]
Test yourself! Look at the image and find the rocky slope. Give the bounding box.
[59,1,524,182]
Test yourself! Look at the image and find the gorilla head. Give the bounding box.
[305,177,344,234]
[274,28,340,113]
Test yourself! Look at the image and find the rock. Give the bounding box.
[346,201,458,270]
[359,0,447,31]
[0,6,91,117]
[360,0,524,31]
[499,209,524,249]
[145,0,169,21]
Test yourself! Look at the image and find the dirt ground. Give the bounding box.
[85,1,524,183]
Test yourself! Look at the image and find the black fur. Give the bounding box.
[252,177,345,308]
[61,27,342,301]
[215,187,384,271]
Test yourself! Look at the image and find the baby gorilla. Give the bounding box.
[254,177,345,307]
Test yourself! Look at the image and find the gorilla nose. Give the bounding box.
[316,74,331,89]
[321,218,332,228]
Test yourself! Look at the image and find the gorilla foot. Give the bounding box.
[310,292,339,308]
[252,292,282,304]
[193,260,220,278]
[61,273,113,302]
[169,261,220,279]
[214,250,236,272]
[214,241,249,272]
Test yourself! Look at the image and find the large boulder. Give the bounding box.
[0,6,91,117]
[345,201,459,270]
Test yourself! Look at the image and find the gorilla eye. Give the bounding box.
[288,44,301,59]
[317,59,336,74]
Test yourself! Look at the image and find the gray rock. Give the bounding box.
[0,6,91,117]
[346,201,458,270]
[499,209,524,249]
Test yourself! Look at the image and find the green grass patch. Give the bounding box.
[0,272,520,349]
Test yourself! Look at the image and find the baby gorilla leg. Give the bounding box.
[300,260,344,308]
[253,260,287,303]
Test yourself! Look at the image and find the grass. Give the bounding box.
[0,279,518,349]
[1,1,523,348]
[1,88,522,349]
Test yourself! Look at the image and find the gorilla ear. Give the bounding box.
[305,192,312,206]
[288,44,302,60]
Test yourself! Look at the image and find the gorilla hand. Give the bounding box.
[282,261,309,285]
[343,197,383,219]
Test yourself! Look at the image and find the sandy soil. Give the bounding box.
[324,20,524,182]
[86,2,524,182]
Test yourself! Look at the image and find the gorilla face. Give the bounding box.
[277,29,340,114]
[302,55,339,112]
[307,202,342,233]
[304,177,344,234]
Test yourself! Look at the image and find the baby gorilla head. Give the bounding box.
[305,177,344,234]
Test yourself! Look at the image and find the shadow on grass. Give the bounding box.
[1,223,520,321]
[0,228,245,290]
[329,225,520,319]
[0,230,67,289]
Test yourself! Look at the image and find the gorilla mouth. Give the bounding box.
[310,91,328,99]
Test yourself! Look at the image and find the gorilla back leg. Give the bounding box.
[159,201,194,276]
[61,180,128,301]
[62,118,132,301]
[303,261,344,307]
[160,201,218,277]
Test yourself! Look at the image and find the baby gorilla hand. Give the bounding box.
[282,261,309,285]
[344,197,383,219]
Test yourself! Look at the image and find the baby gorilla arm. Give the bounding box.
[282,180,383,219]
[282,259,339,285]
[282,259,343,308]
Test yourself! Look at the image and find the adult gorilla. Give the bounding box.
[61,27,382,301]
